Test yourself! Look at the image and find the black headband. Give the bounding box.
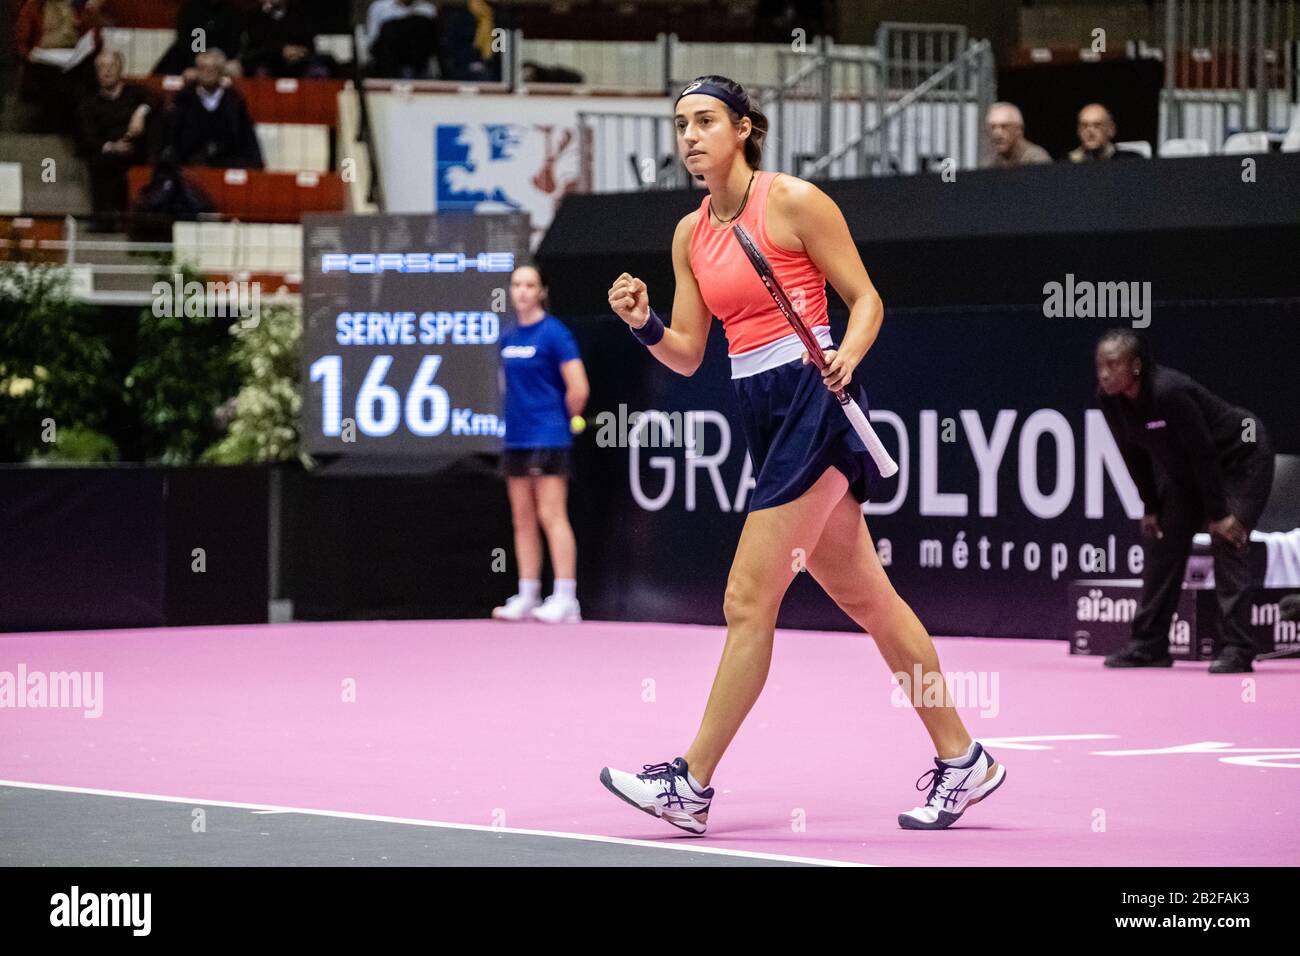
[675,79,750,119]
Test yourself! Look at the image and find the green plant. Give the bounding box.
[125,264,242,464]
[202,297,311,467]
[0,264,114,462]
[29,426,120,463]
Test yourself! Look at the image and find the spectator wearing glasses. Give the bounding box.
[1069,103,1139,162]
[983,102,1051,168]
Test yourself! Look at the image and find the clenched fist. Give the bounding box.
[608,273,650,330]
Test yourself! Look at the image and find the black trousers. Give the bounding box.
[1131,438,1274,657]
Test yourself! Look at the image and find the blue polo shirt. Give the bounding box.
[499,314,580,449]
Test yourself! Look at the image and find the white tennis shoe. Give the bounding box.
[491,593,539,621]
[898,741,1006,830]
[599,757,713,834]
[531,593,581,624]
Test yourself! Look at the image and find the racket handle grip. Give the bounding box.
[840,397,899,479]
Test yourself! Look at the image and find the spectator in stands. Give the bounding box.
[438,0,498,82]
[1069,103,1138,162]
[983,102,1051,168]
[14,0,105,134]
[153,0,245,77]
[164,50,264,169]
[366,0,441,79]
[75,49,156,228]
[242,0,336,79]
[753,0,827,43]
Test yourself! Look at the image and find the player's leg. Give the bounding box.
[493,475,543,620]
[533,473,580,622]
[804,489,1006,829]
[600,465,848,833]
[804,490,971,757]
[682,465,850,785]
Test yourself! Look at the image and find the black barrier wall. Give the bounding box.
[524,155,1300,636]
[260,297,1300,637]
[539,154,1300,313]
[561,299,1299,638]
[0,466,269,632]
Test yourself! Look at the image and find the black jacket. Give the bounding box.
[1098,364,1262,521]
[167,84,264,169]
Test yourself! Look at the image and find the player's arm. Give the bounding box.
[607,213,712,377]
[559,357,589,418]
[781,177,884,368]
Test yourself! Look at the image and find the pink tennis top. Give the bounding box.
[688,169,830,356]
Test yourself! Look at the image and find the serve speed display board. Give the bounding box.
[300,212,530,456]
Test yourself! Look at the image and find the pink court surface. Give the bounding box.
[2,619,1298,867]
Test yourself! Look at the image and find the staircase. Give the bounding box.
[0,134,93,217]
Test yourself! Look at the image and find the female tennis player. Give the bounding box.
[598,75,1006,831]
[492,263,589,624]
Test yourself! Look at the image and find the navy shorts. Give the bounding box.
[500,447,571,478]
[732,357,880,512]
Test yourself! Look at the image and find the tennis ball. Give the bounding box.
[570,415,586,434]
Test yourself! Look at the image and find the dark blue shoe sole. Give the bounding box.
[898,765,1008,830]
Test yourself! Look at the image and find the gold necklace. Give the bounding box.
[710,170,756,226]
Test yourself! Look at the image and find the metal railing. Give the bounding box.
[517,35,873,93]
[0,215,304,305]
[575,23,996,192]
[762,37,878,180]
[803,38,995,179]
[577,109,690,193]
[1162,0,1299,147]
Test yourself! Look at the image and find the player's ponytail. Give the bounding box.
[743,105,769,170]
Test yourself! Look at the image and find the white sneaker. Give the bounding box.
[530,593,581,624]
[599,757,713,834]
[491,593,539,621]
[898,741,1006,830]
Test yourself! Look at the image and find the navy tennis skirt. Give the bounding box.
[732,356,881,512]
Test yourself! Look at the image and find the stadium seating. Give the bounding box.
[126,166,345,222]
[1285,107,1300,152]
[172,220,302,291]
[254,124,332,173]
[0,164,22,216]
[1222,131,1271,154]
[132,76,346,127]
[1159,138,1212,157]
[0,215,64,262]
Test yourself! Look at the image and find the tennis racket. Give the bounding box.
[731,222,899,479]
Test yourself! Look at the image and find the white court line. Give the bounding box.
[0,779,872,867]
